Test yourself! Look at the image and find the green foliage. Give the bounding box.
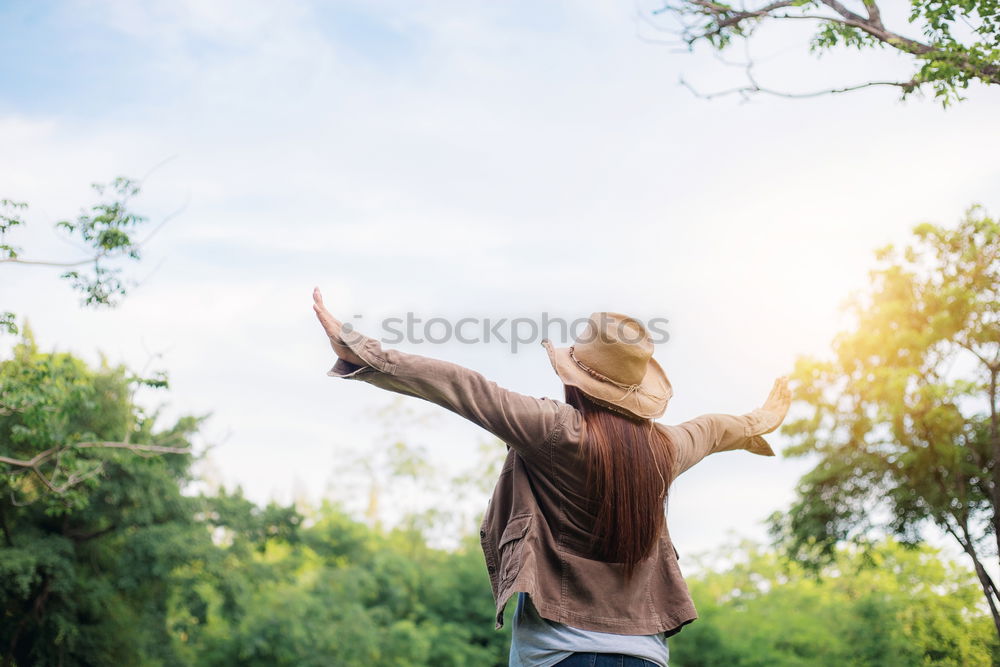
[658,0,1000,105]
[0,199,27,260]
[810,22,884,53]
[55,177,149,307]
[186,510,508,666]
[0,199,27,335]
[672,537,999,666]
[0,334,508,666]
[0,325,180,512]
[769,205,1000,636]
[0,177,151,336]
[2,331,997,664]
[0,332,300,666]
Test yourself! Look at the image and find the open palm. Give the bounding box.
[757,376,791,434]
[312,287,366,367]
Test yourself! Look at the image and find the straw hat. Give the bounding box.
[541,312,672,420]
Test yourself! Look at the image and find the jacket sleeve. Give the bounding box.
[325,327,569,463]
[662,412,777,480]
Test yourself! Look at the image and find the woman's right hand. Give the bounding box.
[756,376,791,434]
[313,287,367,367]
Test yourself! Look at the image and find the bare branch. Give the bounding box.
[863,0,885,30]
[51,462,106,494]
[0,440,193,495]
[0,446,62,469]
[73,441,193,455]
[817,0,931,54]
[680,73,919,100]
[0,197,185,268]
[136,195,188,248]
[138,154,179,185]
[0,255,105,268]
[647,0,1000,102]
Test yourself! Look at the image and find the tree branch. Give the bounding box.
[933,505,1000,633]
[0,441,192,469]
[653,0,1000,102]
[0,198,185,268]
[0,255,106,268]
[73,441,193,454]
[862,0,885,31]
[1,440,193,498]
[680,73,918,100]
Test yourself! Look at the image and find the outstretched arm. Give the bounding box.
[664,377,791,479]
[312,288,570,465]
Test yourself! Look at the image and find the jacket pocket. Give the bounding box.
[498,513,533,584]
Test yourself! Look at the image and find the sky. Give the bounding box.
[1,0,998,571]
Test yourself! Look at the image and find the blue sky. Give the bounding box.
[1,0,998,568]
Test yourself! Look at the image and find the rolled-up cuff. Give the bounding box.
[744,408,777,436]
[740,409,778,456]
[745,434,776,456]
[325,328,393,378]
[327,356,376,378]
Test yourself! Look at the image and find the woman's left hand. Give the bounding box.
[756,376,791,434]
[312,287,366,367]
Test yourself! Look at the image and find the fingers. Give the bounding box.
[312,302,328,322]
[312,287,333,321]
[756,376,792,434]
[768,377,785,401]
[313,287,329,316]
[762,376,792,416]
[311,287,346,345]
[772,376,791,414]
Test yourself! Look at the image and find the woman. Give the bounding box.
[313,288,790,667]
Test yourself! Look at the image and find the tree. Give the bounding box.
[325,395,506,549]
[768,205,1000,639]
[672,536,998,665]
[646,0,1000,105]
[11,327,991,664]
[0,331,300,665]
[1,176,171,334]
[0,321,184,500]
[193,506,509,666]
[0,177,190,496]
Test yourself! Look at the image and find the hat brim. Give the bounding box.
[541,339,672,420]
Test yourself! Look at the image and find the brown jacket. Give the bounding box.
[328,327,778,637]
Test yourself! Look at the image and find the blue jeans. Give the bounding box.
[554,654,661,667]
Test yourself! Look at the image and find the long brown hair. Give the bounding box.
[564,384,676,577]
